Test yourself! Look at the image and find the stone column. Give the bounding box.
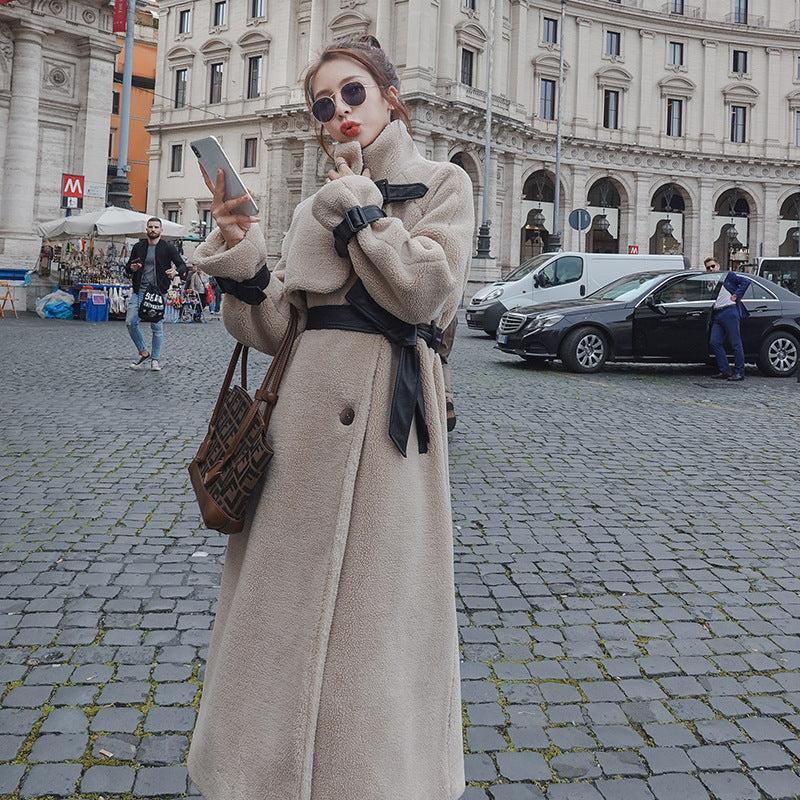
[699,40,718,145]
[636,30,654,140]
[78,40,119,212]
[573,18,592,131]
[696,178,716,267]
[301,139,319,200]
[568,163,588,252]
[634,173,651,253]
[506,154,524,264]
[0,23,45,256]
[764,48,782,157]
[761,182,780,257]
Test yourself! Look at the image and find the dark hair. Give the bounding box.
[303,35,412,158]
[147,217,162,226]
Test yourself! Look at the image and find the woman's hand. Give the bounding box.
[327,158,371,183]
[200,166,260,249]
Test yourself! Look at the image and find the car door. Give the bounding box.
[632,274,719,360]
[533,256,585,303]
[740,280,782,355]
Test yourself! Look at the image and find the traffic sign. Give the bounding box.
[628,245,639,254]
[568,208,591,231]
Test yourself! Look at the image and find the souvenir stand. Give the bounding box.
[36,208,186,322]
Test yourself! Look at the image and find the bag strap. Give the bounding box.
[254,304,299,426]
[201,306,299,480]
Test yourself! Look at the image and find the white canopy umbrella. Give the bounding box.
[37,206,186,239]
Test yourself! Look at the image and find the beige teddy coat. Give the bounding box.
[188,120,474,800]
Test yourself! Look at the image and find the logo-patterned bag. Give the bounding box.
[138,289,165,322]
[188,307,298,534]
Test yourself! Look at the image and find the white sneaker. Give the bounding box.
[151,359,161,371]
[130,353,150,369]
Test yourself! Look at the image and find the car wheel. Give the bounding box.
[756,330,800,377]
[560,327,608,373]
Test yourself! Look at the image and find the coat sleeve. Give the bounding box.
[193,224,296,355]
[124,242,141,277]
[311,164,474,325]
[731,272,751,298]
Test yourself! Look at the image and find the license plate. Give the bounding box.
[497,334,507,344]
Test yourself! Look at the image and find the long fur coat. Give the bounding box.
[188,120,474,800]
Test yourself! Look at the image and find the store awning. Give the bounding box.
[37,207,186,239]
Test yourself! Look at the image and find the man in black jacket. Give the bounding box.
[125,217,187,371]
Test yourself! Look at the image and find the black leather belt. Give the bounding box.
[305,280,443,457]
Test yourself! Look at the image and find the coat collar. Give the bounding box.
[332,120,419,182]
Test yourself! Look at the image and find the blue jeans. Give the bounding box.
[126,291,163,360]
[710,305,744,376]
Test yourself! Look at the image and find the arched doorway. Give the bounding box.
[520,171,553,259]
[713,188,751,269]
[649,183,686,255]
[451,152,480,253]
[586,178,620,253]
[778,193,800,256]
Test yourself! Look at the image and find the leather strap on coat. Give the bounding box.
[216,264,270,305]
[305,281,443,457]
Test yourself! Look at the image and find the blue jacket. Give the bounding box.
[721,271,750,318]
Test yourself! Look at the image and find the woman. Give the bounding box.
[188,36,474,800]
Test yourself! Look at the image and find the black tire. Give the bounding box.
[560,327,608,373]
[756,330,800,377]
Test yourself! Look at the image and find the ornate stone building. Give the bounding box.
[147,0,800,277]
[0,0,118,270]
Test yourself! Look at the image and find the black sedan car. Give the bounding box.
[495,270,800,376]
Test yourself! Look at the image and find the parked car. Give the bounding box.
[495,269,800,376]
[466,252,690,336]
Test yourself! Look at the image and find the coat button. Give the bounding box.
[339,407,355,425]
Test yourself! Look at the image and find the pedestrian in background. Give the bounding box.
[705,256,750,381]
[187,34,473,800]
[125,217,187,371]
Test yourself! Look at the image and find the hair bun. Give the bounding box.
[356,34,383,51]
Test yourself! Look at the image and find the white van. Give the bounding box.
[465,252,690,335]
[756,257,800,295]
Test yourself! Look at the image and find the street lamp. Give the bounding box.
[475,0,497,259]
[547,0,566,252]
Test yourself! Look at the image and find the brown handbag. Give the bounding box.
[188,306,298,534]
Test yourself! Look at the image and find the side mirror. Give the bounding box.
[647,296,667,315]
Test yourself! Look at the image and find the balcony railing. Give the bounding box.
[723,12,765,26]
[659,2,702,18]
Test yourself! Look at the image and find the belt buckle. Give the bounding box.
[344,206,367,233]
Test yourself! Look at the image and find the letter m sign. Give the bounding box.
[61,173,84,209]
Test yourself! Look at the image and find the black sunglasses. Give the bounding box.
[311,81,381,123]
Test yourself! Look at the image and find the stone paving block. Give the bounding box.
[0,764,26,796]
[647,773,711,800]
[80,765,136,794]
[547,726,596,750]
[550,752,601,780]
[466,726,507,752]
[596,778,655,800]
[464,752,497,783]
[29,733,89,762]
[545,783,604,800]
[497,751,552,781]
[90,707,143,733]
[698,771,760,800]
[92,734,138,761]
[731,742,794,769]
[641,746,695,774]
[750,769,800,800]
[596,750,647,777]
[591,724,646,748]
[19,763,83,798]
[39,707,88,734]
[489,784,545,800]
[736,716,795,741]
[133,765,189,797]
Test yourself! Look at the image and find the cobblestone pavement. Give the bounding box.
[1,311,800,800]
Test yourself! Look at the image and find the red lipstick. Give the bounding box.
[341,121,360,138]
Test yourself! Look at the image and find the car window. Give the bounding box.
[538,256,583,287]
[743,281,775,300]
[503,253,552,282]
[591,272,677,302]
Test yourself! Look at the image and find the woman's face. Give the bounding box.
[310,56,396,148]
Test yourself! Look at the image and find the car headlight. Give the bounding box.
[527,313,563,331]
[482,287,503,302]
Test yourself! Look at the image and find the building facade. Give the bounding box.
[147,0,800,278]
[0,0,118,270]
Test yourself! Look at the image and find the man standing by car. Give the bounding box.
[705,257,750,381]
[125,218,187,371]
